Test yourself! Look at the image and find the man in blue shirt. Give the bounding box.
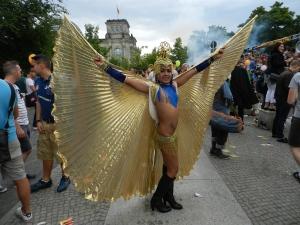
[1,61,32,222]
[30,55,70,193]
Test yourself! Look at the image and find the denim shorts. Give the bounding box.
[18,125,32,153]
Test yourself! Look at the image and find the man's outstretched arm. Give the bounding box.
[94,56,149,93]
[175,48,224,87]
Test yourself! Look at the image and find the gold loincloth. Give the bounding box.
[155,133,178,155]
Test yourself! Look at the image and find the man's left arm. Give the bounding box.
[175,48,224,87]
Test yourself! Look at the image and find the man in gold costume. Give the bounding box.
[94,42,224,213]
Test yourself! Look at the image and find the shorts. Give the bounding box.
[0,141,26,181]
[18,125,32,153]
[288,117,300,147]
[156,133,178,155]
[37,122,61,162]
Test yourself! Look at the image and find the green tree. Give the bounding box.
[130,47,143,70]
[0,0,67,72]
[84,24,109,57]
[109,57,130,69]
[170,38,188,64]
[242,2,300,46]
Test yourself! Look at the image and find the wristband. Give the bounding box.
[195,57,214,72]
[104,66,126,83]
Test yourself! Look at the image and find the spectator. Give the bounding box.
[265,43,286,110]
[272,59,300,142]
[25,67,37,108]
[210,81,241,159]
[287,71,300,183]
[230,60,258,120]
[30,54,71,193]
[1,61,32,221]
[4,63,35,179]
[179,63,189,73]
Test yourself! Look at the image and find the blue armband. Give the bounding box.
[104,66,126,83]
[195,57,214,72]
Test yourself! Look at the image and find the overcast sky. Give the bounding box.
[63,0,300,53]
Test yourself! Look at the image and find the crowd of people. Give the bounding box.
[0,41,300,221]
[0,55,71,222]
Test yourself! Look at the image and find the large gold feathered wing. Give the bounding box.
[52,16,256,201]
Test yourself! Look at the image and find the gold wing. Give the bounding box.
[52,16,255,201]
[177,17,256,178]
[52,17,158,201]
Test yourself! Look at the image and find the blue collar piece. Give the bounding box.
[157,84,178,108]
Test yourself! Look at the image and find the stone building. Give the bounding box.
[100,19,137,60]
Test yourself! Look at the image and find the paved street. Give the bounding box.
[0,114,299,225]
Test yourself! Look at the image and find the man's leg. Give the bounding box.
[272,106,280,137]
[291,147,300,165]
[2,154,32,221]
[276,103,291,142]
[42,160,53,181]
[288,117,300,182]
[15,178,31,214]
[31,123,53,192]
[211,126,229,159]
[291,147,300,182]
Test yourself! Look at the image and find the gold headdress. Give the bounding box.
[153,41,173,74]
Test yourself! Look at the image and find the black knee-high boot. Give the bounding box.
[151,174,172,213]
[162,165,183,210]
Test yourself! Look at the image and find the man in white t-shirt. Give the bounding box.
[6,66,35,180]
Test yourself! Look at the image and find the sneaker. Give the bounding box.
[31,179,52,193]
[15,207,32,222]
[277,137,288,143]
[0,185,7,193]
[293,172,300,183]
[57,176,71,192]
[210,148,230,159]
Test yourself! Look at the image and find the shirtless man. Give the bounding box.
[94,43,223,213]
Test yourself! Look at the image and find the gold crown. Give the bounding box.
[154,42,173,74]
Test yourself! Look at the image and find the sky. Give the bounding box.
[63,0,300,54]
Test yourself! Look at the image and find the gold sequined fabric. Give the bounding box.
[52,16,256,201]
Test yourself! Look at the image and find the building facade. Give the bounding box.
[100,19,137,60]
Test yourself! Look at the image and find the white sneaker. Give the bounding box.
[0,185,7,193]
[15,207,32,222]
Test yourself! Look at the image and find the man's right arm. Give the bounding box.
[95,56,149,93]
[36,100,45,133]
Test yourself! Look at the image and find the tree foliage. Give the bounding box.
[0,0,67,71]
[170,38,188,64]
[241,1,300,46]
[84,24,109,57]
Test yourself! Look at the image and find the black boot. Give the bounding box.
[151,174,172,213]
[210,147,230,159]
[163,177,183,210]
[162,164,167,175]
